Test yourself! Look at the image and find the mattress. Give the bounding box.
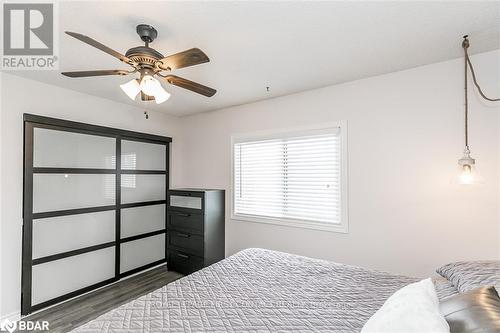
[73,248,458,332]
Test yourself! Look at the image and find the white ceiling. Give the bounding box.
[10,1,500,116]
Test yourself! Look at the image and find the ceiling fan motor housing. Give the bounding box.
[125,46,164,69]
[136,24,158,43]
[126,25,164,70]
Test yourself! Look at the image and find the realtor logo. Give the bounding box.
[1,1,58,69]
[3,3,53,55]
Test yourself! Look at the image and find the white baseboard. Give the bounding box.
[0,311,21,322]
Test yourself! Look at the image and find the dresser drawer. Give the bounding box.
[167,210,203,234]
[169,192,203,211]
[167,249,204,275]
[168,230,203,256]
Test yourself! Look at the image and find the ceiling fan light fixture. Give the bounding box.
[153,88,171,104]
[140,75,170,104]
[140,75,160,95]
[120,79,141,100]
[62,26,216,103]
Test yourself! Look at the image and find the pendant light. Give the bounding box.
[456,36,499,185]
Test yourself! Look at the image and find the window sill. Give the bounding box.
[231,213,348,233]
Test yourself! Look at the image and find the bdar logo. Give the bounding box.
[0,319,49,332]
[3,3,53,55]
[0,319,16,333]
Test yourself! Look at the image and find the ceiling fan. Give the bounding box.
[61,24,216,104]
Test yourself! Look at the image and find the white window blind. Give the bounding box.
[233,127,346,230]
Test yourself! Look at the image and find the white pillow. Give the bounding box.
[361,278,449,333]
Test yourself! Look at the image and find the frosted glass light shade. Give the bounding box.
[153,88,171,104]
[120,79,141,100]
[121,76,170,104]
[140,75,160,96]
[140,75,170,104]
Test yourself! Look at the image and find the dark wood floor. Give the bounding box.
[19,265,182,333]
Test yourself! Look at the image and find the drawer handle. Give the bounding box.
[177,213,191,217]
[177,233,190,238]
[177,253,190,259]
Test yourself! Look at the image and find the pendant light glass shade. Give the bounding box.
[120,79,141,100]
[120,75,171,104]
[152,88,171,104]
[456,149,482,185]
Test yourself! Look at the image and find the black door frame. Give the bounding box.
[22,114,171,315]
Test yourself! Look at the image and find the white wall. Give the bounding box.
[176,50,500,278]
[1,51,499,319]
[0,73,182,319]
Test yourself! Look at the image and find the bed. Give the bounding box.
[73,248,458,332]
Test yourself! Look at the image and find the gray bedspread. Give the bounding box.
[73,248,457,332]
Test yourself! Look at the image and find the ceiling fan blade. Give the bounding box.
[65,31,136,66]
[158,48,209,70]
[61,70,131,78]
[163,75,216,97]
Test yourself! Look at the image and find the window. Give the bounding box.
[232,123,348,233]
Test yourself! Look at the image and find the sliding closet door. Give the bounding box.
[119,139,167,274]
[29,126,117,308]
[22,114,170,315]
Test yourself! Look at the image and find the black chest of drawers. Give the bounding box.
[167,188,225,275]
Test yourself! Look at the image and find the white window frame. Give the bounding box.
[231,121,348,233]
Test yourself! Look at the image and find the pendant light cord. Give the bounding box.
[464,39,469,149]
[464,47,500,103]
[462,36,500,150]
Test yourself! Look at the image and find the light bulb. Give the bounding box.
[139,75,170,104]
[459,165,474,185]
[120,79,141,100]
[456,149,483,185]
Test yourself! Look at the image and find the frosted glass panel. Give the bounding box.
[32,247,114,304]
[34,128,116,169]
[170,195,202,209]
[33,174,115,213]
[121,205,165,238]
[33,211,115,258]
[120,234,165,273]
[121,175,165,204]
[121,140,166,171]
